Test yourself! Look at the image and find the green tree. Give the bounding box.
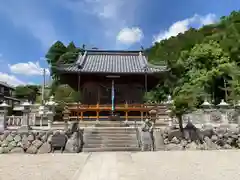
[52,84,80,118]
[171,41,239,132]
[54,84,80,106]
[45,41,67,79]
[45,41,83,79]
[61,41,82,64]
[14,85,41,103]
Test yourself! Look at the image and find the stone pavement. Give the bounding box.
[0,151,240,180]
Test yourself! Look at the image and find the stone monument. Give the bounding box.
[18,100,32,132]
[45,95,57,129]
[0,101,9,132]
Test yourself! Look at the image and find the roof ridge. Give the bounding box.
[138,52,148,69]
[85,49,141,52]
[76,51,87,69]
[0,81,15,89]
[85,50,142,56]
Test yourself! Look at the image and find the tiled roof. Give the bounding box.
[0,81,15,89]
[56,50,167,74]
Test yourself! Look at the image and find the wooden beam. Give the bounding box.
[97,111,99,121]
[80,112,83,121]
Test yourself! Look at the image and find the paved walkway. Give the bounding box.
[0,151,240,180]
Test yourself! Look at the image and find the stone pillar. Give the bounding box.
[165,95,174,126]
[46,111,54,129]
[63,107,70,131]
[234,100,240,125]
[166,109,173,127]
[0,101,9,132]
[45,96,57,129]
[18,101,32,132]
[153,128,165,151]
[201,99,213,126]
[217,99,230,125]
[38,105,45,127]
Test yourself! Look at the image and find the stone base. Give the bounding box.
[17,126,32,133]
[141,131,154,151]
[0,125,6,133]
[158,125,240,151]
[0,129,84,154]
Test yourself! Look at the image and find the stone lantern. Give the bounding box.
[0,101,9,132]
[19,100,32,131]
[45,95,57,129]
[217,99,230,125]
[165,95,173,105]
[165,95,174,126]
[201,99,213,125]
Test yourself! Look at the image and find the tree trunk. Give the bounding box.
[177,114,184,135]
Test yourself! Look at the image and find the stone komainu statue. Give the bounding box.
[141,119,154,151]
[183,120,204,143]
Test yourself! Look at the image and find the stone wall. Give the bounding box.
[154,126,240,151]
[0,129,83,154]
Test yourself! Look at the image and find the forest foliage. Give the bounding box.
[147,10,240,116]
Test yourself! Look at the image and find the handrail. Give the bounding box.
[67,103,168,110]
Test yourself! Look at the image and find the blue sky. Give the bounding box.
[0,0,239,86]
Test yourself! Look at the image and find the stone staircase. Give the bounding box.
[82,127,141,152]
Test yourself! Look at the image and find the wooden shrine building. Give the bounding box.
[55,50,167,121]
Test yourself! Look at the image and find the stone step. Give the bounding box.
[84,127,137,130]
[82,146,140,152]
[84,129,136,134]
[94,124,127,127]
[86,128,137,132]
[84,143,139,148]
[84,129,137,133]
[85,136,137,141]
[83,126,140,152]
[85,139,138,144]
[84,131,137,135]
[84,134,137,140]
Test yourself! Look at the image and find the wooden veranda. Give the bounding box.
[67,103,168,121]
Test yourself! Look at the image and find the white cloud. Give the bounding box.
[199,14,217,25]
[116,27,143,45]
[8,62,50,76]
[153,13,217,43]
[60,0,140,48]
[0,2,58,49]
[0,72,26,86]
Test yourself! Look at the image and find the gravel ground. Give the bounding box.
[0,151,240,180]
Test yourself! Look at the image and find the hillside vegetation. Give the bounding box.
[146,11,240,118]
